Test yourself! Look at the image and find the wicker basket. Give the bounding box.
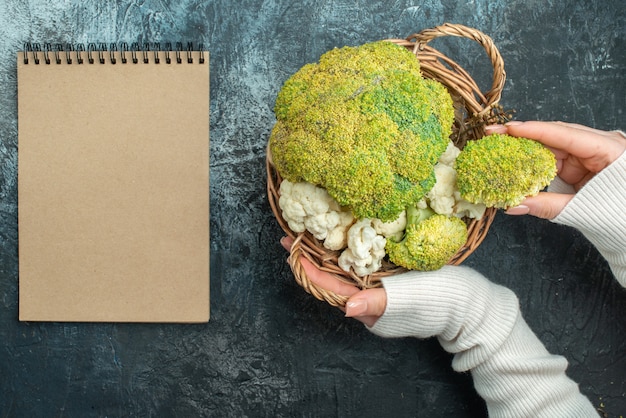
[267,23,505,307]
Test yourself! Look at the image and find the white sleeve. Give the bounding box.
[368,266,597,417]
[551,150,626,286]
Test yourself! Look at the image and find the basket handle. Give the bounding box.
[408,23,506,108]
[288,234,350,307]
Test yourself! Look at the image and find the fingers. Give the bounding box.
[505,192,574,220]
[280,236,293,251]
[281,236,360,297]
[280,235,383,325]
[487,121,626,167]
[483,124,507,134]
[299,256,361,297]
[503,121,602,159]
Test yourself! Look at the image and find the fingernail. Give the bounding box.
[345,299,367,317]
[484,124,501,131]
[504,120,523,126]
[505,205,530,215]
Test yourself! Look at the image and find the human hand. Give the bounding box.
[280,235,522,349]
[280,236,386,327]
[485,121,626,219]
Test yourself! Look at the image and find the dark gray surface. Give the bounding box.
[1,1,625,417]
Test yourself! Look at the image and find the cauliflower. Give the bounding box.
[455,134,557,208]
[424,141,487,219]
[269,40,454,222]
[454,192,487,219]
[270,42,546,276]
[438,140,461,166]
[426,163,457,216]
[386,205,468,271]
[338,219,387,276]
[278,180,355,250]
[323,211,356,250]
[372,210,407,241]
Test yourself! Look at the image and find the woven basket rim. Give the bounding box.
[267,23,505,307]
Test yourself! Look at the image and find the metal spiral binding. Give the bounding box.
[22,42,205,65]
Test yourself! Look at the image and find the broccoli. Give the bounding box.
[269,41,454,222]
[385,204,468,271]
[455,134,557,208]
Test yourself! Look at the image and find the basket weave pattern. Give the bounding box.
[267,24,505,307]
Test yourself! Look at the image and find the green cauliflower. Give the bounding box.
[455,134,558,208]
[269,41,454,222]
[386,204,468,271]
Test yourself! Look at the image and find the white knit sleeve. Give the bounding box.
[551,150,626,286]
[368,266,597,417]
[547,175,576,194]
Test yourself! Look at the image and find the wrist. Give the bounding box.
[369,266,520,370]
[551,150,626,285]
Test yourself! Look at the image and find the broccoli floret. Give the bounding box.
[385,205,468,271]
[269,41,454,222]
[455,134,557,208]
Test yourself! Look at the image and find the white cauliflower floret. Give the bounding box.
[423,141,487,220]
[323,211,355,250]
[426,163,457,216]
[454,191,487,219]
[439,141,462,167]
[372,210,407,242]
[278,180,355,250]
[338,219,386,277]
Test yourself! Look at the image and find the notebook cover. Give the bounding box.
[17,49,210,322]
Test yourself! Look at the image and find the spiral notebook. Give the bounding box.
[17,43,210,323]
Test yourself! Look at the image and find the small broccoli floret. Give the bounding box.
[455,134,558,208]
[269,41,454,222]
[385,205,468,271]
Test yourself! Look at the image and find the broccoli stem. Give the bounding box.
[406,205,435,229]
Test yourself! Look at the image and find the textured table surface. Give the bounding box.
[1,1,624,417]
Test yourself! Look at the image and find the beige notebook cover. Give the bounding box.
[17,45,210,322]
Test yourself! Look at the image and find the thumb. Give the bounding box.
[345,288,387,327]
[505,192,574,220]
